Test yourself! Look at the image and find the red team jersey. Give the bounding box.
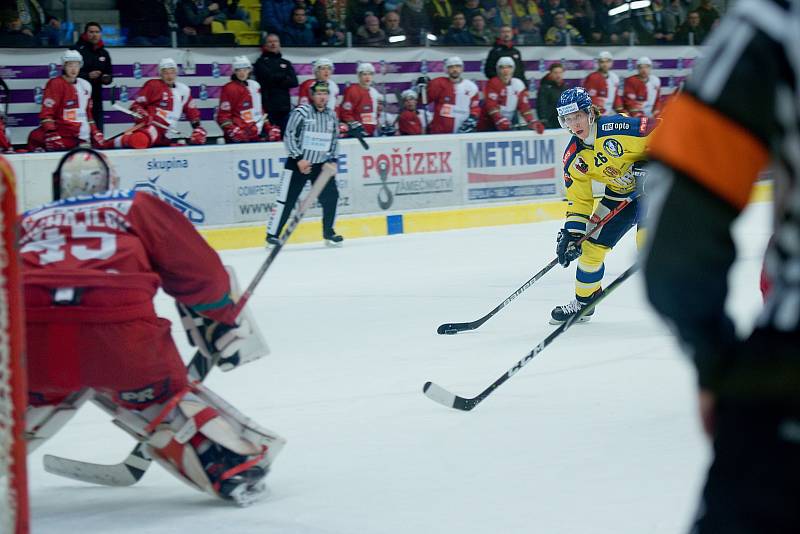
[19,190,236,407]
[131,79,200,143]
[583,71,622,115]
[339,84,381,136]
[398,109,424,135]
[39,76,96,140]
[622,74,662,118]
[298,78,340,112]
[478,76,534,131]
[217,78,265,139]
[425,77,480,134]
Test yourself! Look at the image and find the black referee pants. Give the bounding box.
[266,161,339,240]
[690,401,800,534]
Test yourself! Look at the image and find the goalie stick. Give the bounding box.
[436,191,640,335]
[42,163,338,486]
[424,263,639,411]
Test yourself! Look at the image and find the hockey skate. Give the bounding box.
[324,231,344,248]
[549,291,600,325]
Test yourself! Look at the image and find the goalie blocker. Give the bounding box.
[20,148,282,504]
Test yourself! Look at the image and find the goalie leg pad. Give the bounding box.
[141,383,285,506]
[26,389,93,453]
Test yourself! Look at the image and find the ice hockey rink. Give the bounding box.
[26,199,771,534]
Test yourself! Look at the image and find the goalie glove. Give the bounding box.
[347,121,365,139]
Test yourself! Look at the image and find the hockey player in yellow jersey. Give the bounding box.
[550,87,657,324]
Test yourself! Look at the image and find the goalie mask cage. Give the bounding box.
[0,157,28,534]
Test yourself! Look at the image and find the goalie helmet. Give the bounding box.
[52,147,119,201]
[61,49,84,67]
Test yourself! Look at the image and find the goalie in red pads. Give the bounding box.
[216,56,281,144]
[20,148,283,505]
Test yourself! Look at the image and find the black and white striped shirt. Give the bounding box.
[284,103,339,164]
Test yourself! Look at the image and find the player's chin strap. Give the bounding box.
[91,382,286,506]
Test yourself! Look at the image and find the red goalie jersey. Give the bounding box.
[478,76,535,131]
[19,190,237,407]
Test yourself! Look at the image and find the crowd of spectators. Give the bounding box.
[0,0,723,48]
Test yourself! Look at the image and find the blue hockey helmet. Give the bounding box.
[556,87,594,129]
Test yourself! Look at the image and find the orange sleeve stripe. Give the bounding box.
[649,93,769,211]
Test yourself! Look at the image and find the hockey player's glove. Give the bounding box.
[458,116,477,133]
[266,123,282,142]
[347,121,366,139]
[379,123,396,137]
[527,120,545,134]
[90,128,105,148]
[44,131,65,151]
[189,126,207,145]
[495,116,512,131]
[226,126,249,143]
[556,229,583,267]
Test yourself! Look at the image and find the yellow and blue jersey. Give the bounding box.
[562,114,658,233]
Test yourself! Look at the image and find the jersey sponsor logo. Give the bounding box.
[133,177,205,224]
[119,380,170,405]
[220,101,231,110]
[601,122,630,132]
[488,92,498,99]
[639,117,649,134]
[562,141,576,165]
[575,157,589,174]
[343,101,353,110]
[44,97,55,107]
[603,138,623,158]
[603,166,621,178]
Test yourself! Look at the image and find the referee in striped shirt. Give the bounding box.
[266,80,343,247]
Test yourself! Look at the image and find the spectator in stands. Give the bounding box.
[675,10,707,44]
[462,0,486,22]
[177,0,228,43]
[383,11,406,45]
[648,0,676,43]
[591,0,625,44]
[72,22,112,133]
[427,0,455,35]
[281,6,317,45]
[320,20,345,46]
[536,62,567,129]
[399,0,431,44]
[491,0,519,30]
[355,13,386,45]
[224,0,251,23]
[254,34,298,134]
[663,0,687,32]
[15,0,61,46]
[313,0,348,31]
[442,12,473,44]
[516,15,543,45]
[545,11,584,45]
[261,0,295,33]
[345,0,385,32]
[484,25,526,84]
[540,0,566,31]
[119,0,172,46]
[0,14,39,47]
[513,0,543,23]
[695,0,720,31]
[469,13,494,45]
[567,0,594,40]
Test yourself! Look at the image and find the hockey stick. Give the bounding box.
[112,103,182,136]
[436,191,640,335]
[424,263,639,411]
[42,164,337,486]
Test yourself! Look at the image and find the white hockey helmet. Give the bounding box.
[159,57,179,72]
[357,62,375,74]
[496,57,515,69]
[53,148,119,201]
[61,49,83,67]
[232,55,252,70]
[401,89,418,101]
[637,56,652,67]
[444,56,464,69]
[314,57,334,71]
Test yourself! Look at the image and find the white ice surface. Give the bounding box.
[27,202,772,534]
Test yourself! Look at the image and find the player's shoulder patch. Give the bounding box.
[597,114,644,137]
[562,137,580,168]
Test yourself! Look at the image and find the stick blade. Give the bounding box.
[43,446,151,487]
[422,381,475,411]
[436,322,469,335]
